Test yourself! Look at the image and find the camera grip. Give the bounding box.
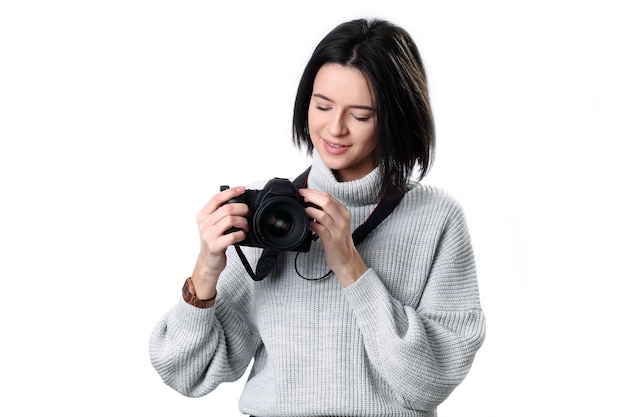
[220,185,248,236]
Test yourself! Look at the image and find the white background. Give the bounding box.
[1,1,624,416]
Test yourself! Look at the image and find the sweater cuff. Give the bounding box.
[342,268,391,319]
[173,296,216,334]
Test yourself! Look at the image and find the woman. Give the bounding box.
[150,18,485,417]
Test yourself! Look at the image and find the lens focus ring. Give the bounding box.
[253,197,309,251]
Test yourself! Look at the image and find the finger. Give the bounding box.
[199,215,249,253]
[216,213,250,234]
[302,189,333,214]
[216,229,247,248]
[199,186,247,215]
[304,205,331,226]
[198,208,250,241]
[201,228,247,255]
[307,217,329,240]
[216,201,250,219]
[301,189,351,231]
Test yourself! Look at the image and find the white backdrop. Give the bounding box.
[1,1,624,416]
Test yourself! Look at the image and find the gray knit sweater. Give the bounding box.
[150,151,486,416]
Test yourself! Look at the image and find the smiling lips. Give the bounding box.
[323,139,351,155]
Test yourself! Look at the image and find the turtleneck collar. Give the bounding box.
[306,149,382,207]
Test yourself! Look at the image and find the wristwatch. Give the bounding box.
[182,278,216,308]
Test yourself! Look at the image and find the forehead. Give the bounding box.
[312,63,375,107]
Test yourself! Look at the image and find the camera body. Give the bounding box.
[222,178,313,252]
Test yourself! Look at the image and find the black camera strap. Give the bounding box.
[235,166,404,281]
[235,167,312,281]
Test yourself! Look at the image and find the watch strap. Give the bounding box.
[182,277,216,308]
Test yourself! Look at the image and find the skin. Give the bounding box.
[306,63,378,182]
[192,63,377,298]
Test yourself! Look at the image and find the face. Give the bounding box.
[308,63,377,182]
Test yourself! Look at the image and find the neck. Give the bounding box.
[308,150,381,206]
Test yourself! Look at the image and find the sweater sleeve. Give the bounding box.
[148,256,260,398]
[342,201,486,411]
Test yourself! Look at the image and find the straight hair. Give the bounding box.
[293,18,435,199]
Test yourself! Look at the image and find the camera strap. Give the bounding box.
[235,167,312,281]
[236,166,404,281]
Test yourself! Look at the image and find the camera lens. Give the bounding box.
[253,197,309,251]
[266,211,292,238]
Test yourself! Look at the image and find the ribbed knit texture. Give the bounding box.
[149,151,486,416]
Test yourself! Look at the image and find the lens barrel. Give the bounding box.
[253,197,309,251]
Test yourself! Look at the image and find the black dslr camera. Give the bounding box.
[221,178,313,252]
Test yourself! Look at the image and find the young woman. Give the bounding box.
[150,18,485,417]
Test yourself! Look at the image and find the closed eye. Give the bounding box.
[352,113,372,122]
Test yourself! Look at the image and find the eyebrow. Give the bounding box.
[312,93,376,111]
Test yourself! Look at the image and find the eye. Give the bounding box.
[351,113,372,122]
[315,104,331,112]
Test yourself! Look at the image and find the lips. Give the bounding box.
[323,139,351,155]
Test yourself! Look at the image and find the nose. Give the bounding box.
[328,113,348,137]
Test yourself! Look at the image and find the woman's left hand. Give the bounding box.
[298,188,368,286]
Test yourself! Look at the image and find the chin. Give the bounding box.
[317,153,346,170]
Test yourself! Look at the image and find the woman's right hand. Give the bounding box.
[191,186,249,299]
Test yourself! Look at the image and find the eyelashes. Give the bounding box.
[314,105,372,122]
[353,115,371,122]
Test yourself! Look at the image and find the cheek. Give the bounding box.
[307,106,317,125]
[357,126,377,149]
[307,108,322,136]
